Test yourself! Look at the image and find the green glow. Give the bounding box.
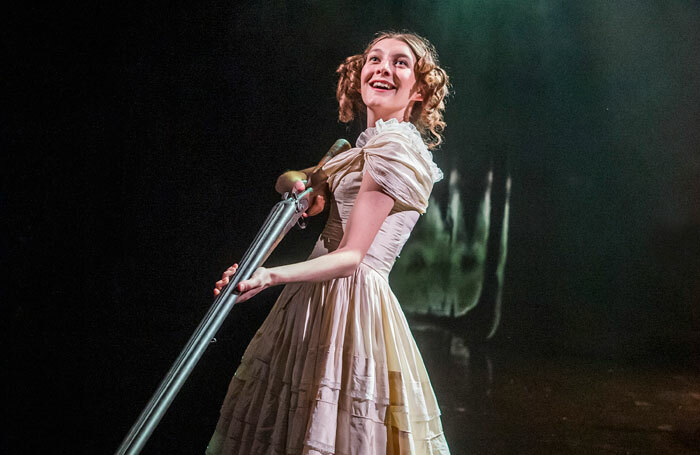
[392,168,506,318]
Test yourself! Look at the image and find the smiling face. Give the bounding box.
[360,38,423,127]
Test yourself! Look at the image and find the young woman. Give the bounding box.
[207,32,451,455]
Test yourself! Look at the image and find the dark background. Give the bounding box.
[3,1,699,453]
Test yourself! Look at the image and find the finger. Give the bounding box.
[237,273,262,292]
[216,275,232,290]
[222,267,238,280]
[294,180,306,192]
[237,292,252,303]
[238,281,255,293]
[237,287,261,303]
[237,279,251,293]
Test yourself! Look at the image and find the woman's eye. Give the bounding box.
[369,56,380,62]
[396,60,408,67]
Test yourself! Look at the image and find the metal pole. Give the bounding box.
[115,193,308,455]
[115,139,350,454]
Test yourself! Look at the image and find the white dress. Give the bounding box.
[207,119,450,455]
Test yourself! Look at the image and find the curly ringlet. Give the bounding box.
[336,31,450,149]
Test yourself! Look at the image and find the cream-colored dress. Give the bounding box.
[207,119,450,455]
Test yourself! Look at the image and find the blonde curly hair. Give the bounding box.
[336,31,450,149]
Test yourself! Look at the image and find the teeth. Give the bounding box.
[371,81,393,89]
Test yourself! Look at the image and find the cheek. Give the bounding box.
[360,68,373,93]
[401,70,417,87]
[360,66,371,84]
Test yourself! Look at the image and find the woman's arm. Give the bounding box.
[270,172,394,283]
[216,173,395,302]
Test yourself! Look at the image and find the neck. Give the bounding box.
[366,105,413,128]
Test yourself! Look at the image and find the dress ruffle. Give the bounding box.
[207,265,449,455]
[356,119,443,184]
[322,120,442,215]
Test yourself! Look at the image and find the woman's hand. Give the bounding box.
[276,169,328,218]
[293,180,327,218]
[213,264,273,303]
[235,267,273,302]
[213,264,238,296]
[275,170,307,195]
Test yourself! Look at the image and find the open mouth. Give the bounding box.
[369,80,396,90]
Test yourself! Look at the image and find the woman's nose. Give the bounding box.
[376,60,391,75]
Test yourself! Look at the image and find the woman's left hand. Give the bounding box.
[293,180,327,218]
[235,267,273,303]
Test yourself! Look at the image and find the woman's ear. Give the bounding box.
[410,89,423,102]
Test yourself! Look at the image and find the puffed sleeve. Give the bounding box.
[361,129,436,214]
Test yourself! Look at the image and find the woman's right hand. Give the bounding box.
[213,264,273,303]
[213,263,238,296]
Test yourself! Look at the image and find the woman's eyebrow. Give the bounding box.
[368,49,414,63]
[391,52,413,62]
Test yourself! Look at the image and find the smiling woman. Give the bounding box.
[360,38,423,126]
[337,31,449,149]
[207,31,451,455]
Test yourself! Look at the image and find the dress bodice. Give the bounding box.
[307,119,443,278]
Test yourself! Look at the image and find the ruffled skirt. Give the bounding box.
[206,264,450,455]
